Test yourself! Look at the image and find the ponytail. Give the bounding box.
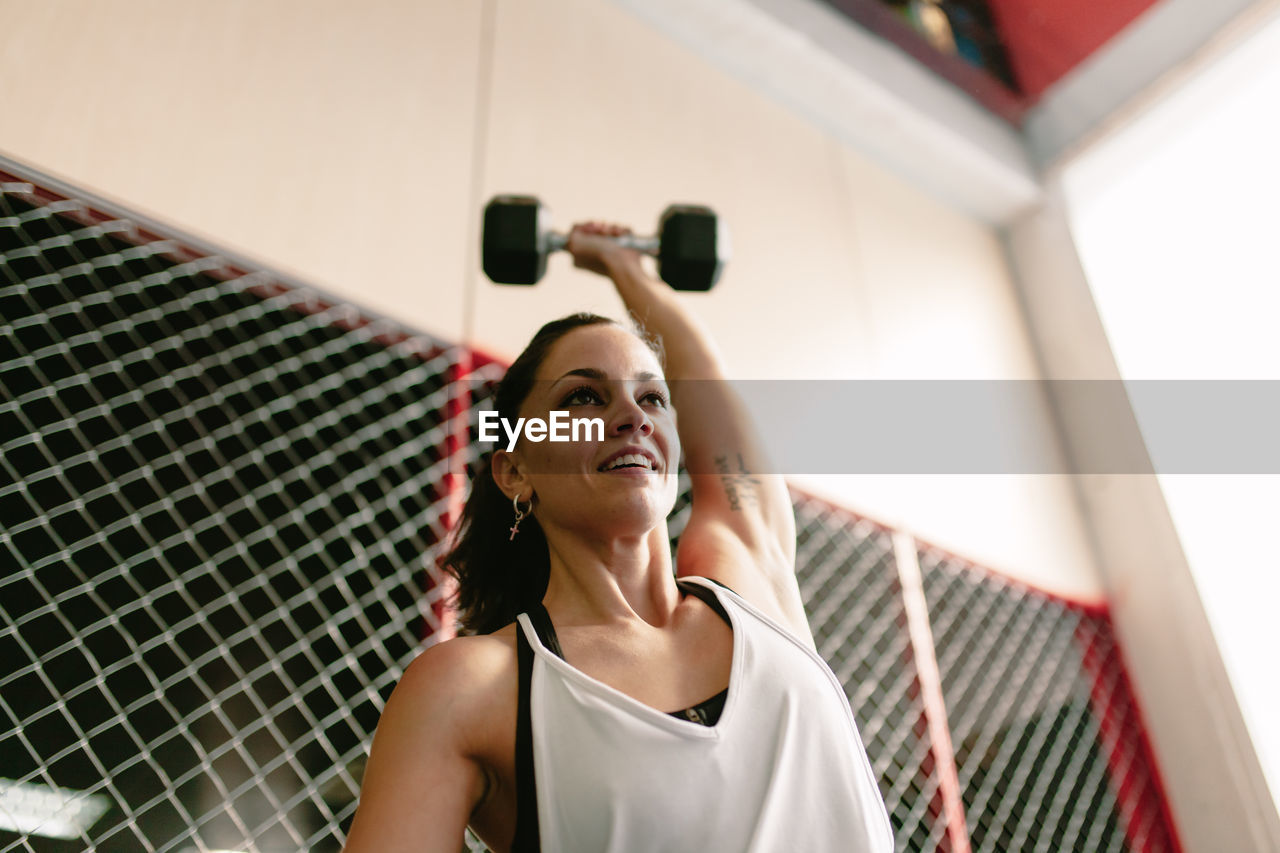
[441,453,550,635]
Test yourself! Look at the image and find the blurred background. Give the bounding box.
[1,0,1278,850]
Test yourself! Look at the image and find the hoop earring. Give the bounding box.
[509,492,532,541]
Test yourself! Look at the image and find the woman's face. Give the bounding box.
[504,323,679,540]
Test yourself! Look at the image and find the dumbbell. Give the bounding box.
[482,195,729,291]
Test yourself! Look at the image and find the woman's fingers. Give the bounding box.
[563,220,640,278]
[572,220,632,237]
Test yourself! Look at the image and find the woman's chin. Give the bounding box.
[590,498,669,534]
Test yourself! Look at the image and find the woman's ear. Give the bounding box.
[490,449,531,501]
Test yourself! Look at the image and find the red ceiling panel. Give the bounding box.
[986,0,1162,99]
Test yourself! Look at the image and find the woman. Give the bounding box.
[344,223,893,851]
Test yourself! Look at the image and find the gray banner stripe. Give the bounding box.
[467,380,1280,474]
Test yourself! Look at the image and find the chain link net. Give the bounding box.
[792,496,947,852]
[0,171,1177,851]
[1,181,459,851]
[919,546,1178,852]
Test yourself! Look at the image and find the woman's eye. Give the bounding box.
[643,391,668,407]
[561,386,666,407]
[562,386,602,406]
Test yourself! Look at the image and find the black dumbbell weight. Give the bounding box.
[482,195,728,291]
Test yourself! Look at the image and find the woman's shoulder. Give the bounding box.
[387,627,515,729]
[400,624,519,695]
[348,628,521,847]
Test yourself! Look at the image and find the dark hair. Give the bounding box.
[442,312,664,635]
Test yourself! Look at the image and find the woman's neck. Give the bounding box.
[539,525,680,629]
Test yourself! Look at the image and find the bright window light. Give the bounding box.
[1063,7,1280,816]
[0,777,111,840]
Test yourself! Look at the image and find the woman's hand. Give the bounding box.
[565,221,644,279]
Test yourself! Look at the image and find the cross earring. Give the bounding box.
[509,492,531,541]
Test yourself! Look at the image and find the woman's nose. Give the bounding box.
[608,398,653,436]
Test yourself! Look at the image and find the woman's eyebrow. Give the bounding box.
[553,368,662,383]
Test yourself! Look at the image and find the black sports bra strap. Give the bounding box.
[512,620,540,851]
[527,603,565,660]
[677,577,732,626]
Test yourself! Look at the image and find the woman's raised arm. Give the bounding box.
[566,224,812,646]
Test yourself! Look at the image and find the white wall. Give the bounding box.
[0,0,484,339]
[0,0,1101,601]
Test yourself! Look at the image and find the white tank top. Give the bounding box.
[514,575,895,852]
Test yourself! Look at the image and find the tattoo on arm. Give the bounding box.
[714,453,760,512]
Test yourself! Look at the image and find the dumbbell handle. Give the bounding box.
[545,232,660,256]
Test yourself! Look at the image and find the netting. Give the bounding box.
[0,177,460,851]
[919,546,1178,852]
[0,166,1178,851]
[792,497,948,852]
